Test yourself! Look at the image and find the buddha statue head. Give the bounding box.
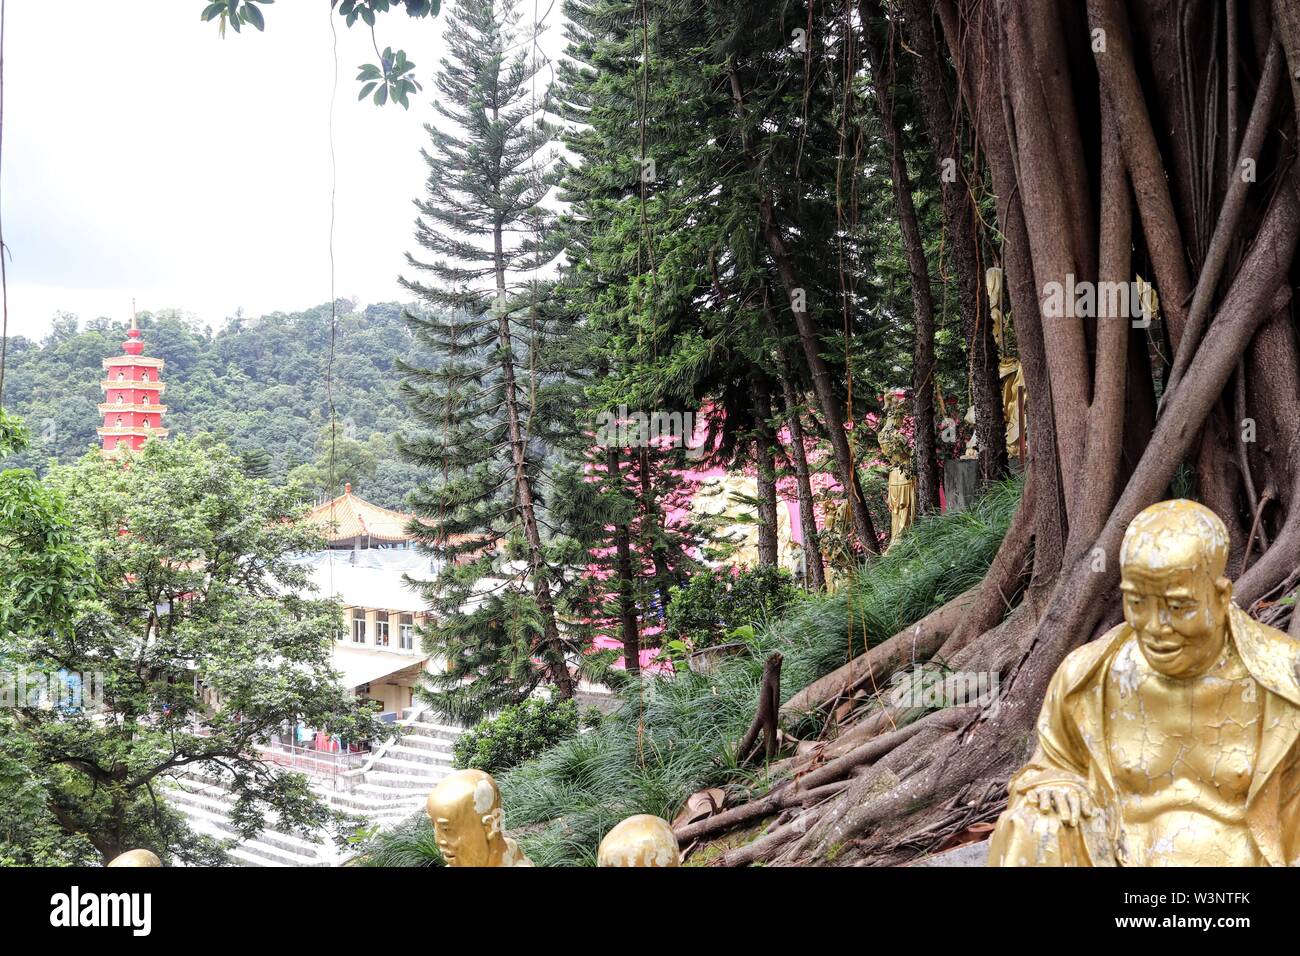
[426,769,509,867]
[597,814,680,867]
[1119,500,1232,679]
[107,849,162,867]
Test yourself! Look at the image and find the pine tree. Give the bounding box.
[399,0,574,722]
[546,0,732,674]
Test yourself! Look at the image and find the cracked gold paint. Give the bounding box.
[989,500,1300,867]
[426,769,533,867]
[597,815,681,867]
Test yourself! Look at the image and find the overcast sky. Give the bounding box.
[4,0,561,341]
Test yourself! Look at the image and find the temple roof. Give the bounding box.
[304,484,416,544]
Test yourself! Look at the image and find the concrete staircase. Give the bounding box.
[167,779,343,867]
[165,719,463,866]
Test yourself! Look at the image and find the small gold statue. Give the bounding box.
[597,815,680,867]
[426,769,532,867]
[989,499,1300,866]
[877,389,916,544]
[107,849,162,867]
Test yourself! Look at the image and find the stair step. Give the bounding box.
[388,736,455,755]
[370,755,454,777]
[327,789,423,809]
[406,722,464,743]
[362,771,447,791]
[383,745,453,765]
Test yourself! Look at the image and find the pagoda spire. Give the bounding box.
[98,314,168,453]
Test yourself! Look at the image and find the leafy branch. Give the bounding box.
[199,0,438,108]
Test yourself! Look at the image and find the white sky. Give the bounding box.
[4,0,561,341]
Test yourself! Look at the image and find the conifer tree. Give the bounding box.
[399,0,574,721]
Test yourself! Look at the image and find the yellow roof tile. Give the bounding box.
[304,484,416,543]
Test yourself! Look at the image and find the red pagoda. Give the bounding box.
[98,315,168,452]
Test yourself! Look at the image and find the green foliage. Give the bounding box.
[200,0,440,106]
[664,565,799,653]
[200,0,273,34]
[452,696,582,775]
[400,0,575,723]
[357,47,422,109]
[354,481,1020,866]
[0,436,381,864]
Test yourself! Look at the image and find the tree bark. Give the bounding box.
[777,357,828,590]
[752,371,780,567]
[607,445,641,677]
[896,0,1007,485]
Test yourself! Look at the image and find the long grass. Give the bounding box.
[356,480,1020,866]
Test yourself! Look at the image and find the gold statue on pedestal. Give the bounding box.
[426,769,533,867]
[107,849,162,867]
[989,499,1300,866]
[597,815,680,867]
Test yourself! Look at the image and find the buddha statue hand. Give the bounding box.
[1029,782,1097,828]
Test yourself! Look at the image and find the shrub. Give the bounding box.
[452,697,581,775]
[664,564,799,653]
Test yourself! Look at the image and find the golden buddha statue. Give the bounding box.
[989,499,1300,866]
[597,815,681,867]
[426,769,532,867]
[107,849,162,867]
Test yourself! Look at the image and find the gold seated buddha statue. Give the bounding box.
[989,499,1300,866]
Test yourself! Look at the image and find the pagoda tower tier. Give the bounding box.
[98,316,168,452]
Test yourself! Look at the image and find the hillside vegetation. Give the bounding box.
[2,302,431,509]
[357,482,1019,866]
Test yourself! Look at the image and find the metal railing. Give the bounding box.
[256,741,370,781]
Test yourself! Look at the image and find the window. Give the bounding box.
[142,394,149,405]
[375,611,390,647]
[142,416,151,427]
[116,370,125,381]
[116,395,124,404]
[351,609,366,643]
[142,371,150,382]
[400,614,414,650]
[115,416,123,427]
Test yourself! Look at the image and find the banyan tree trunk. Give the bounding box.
[739,0,1300,866]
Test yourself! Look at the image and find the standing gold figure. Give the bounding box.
[597,815,681,867]
[426,769,533,867]
[989,499,1300,866]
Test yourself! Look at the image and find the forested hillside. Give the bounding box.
[1,301,431,509]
